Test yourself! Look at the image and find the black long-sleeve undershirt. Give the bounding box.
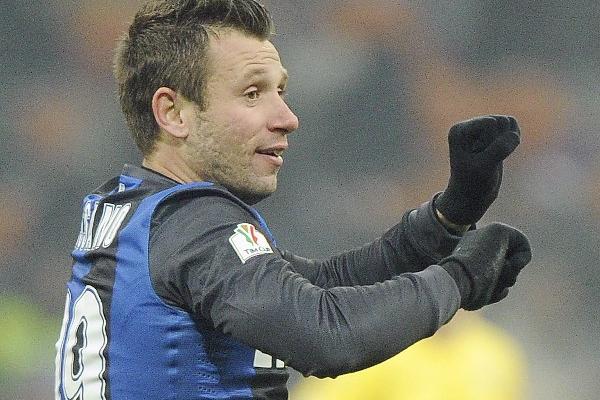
[149,193,463,377]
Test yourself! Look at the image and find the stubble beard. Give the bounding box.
[187,131,277,204]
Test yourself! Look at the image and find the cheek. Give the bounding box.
[201,104,265,156]
[225,107,264,140]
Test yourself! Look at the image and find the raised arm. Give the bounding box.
[150,195,530,378]
[284,115,521,288]
[280,196,464,287]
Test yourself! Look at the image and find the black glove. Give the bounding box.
[435,115,521,225]
[440,223,531,311]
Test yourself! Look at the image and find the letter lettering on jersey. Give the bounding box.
[91,203,131,249]
[76,200,99,250]
[91,203,115,250]
[102,204,131,248]
[75,202,131,251]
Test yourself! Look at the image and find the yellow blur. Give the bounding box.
[291,311,526,400]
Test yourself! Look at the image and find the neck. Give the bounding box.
[142,146,202,184]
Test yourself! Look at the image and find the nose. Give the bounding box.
[268,96,299,134]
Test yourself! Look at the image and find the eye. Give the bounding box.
[278,88,287,97]
[245,89,260,101]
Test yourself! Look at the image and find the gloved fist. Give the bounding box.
[440,222,531,311]
[435,115,521,225]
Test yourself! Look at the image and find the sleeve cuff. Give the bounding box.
[415,265,461,327]
[406,193,468,262]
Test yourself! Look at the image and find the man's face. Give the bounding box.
[185,29,299,203]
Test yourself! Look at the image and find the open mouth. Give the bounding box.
[256,147,285,166]
[257,148,283,157]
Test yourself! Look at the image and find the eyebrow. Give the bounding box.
[243,66,289,86]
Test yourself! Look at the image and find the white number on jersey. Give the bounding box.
[55,286,108,400]
[253,349,285,369]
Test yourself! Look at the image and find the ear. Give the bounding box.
[151,87,192,139]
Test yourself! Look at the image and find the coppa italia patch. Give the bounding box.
[229,223,273,263]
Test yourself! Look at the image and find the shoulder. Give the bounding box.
[149,186,271,254]
[147,186,277,310]
[154,186,257,231]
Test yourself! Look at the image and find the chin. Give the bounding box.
[229,180,277,205]
[234,189,274,205]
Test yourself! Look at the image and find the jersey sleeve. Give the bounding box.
[149,194,462,378]
[281,195,464,288]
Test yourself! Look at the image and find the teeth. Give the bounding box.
[258,148,284,157]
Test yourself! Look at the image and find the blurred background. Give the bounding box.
[1,1,599,399]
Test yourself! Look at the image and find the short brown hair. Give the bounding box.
[114,0,274,155]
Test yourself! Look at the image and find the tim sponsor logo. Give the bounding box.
[228,223,273,263]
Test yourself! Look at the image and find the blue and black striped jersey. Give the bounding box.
[56,164,463,399]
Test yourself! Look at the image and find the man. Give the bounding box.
[55,1,531,399]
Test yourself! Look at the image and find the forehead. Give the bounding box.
[206,29,286,80]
